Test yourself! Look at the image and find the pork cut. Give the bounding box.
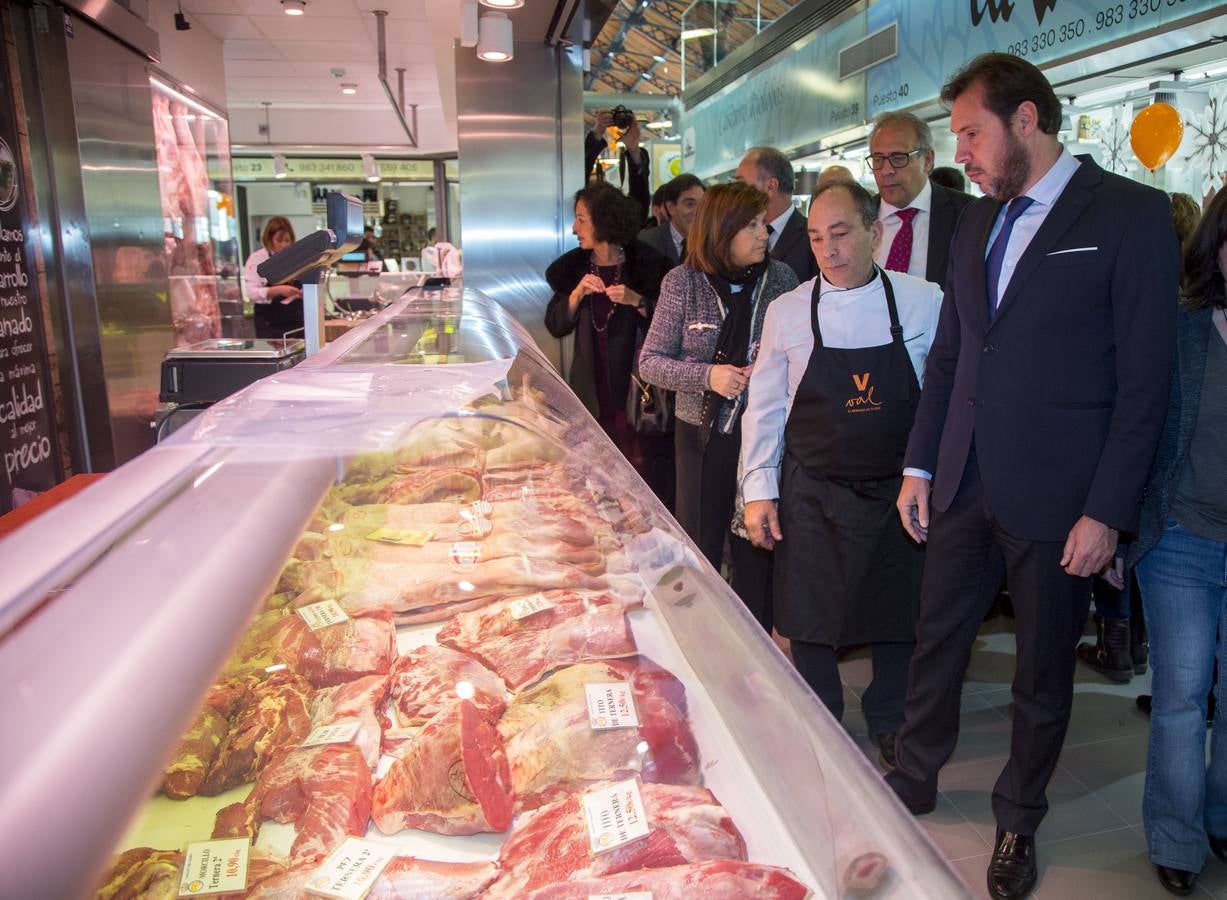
[523,860,813,900]
[225,608,394,688]
[161,680,246,800]
[483,781,746,900]
[245,856,497,900]
[497,658,701,810]
[372,699,515,835]
[212,744,371,869]
[437,590,641,690]
[309,674,389,768]
[386,643,506,731]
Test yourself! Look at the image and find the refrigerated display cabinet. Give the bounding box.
[0,285,970,899]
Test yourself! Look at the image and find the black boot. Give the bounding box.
[1076,615,1132,682]
[1130,612,1149,675]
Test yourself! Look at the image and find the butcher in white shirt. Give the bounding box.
[740,179,942,769]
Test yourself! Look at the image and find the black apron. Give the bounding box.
[774,268,923,644]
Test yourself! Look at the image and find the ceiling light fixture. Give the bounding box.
[652,55,666,63]
[273,154,288,179]
[646,118,672,130]
[340,83,357,95]
[362,154,381,183]
[680,27,716,39]
[477,12,513,62]
[478,0,524,8]
[281,0,307,15]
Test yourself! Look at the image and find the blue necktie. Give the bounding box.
[985,195,1034,320]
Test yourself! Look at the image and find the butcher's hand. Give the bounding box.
[897,475,930,543]
[708,364,752,400]
[1061,515,1118,578]
[745,499,782,550]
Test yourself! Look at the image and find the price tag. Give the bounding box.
[450,541,482,568]
[470,500,493,517]
[457,512,493,537]
[365,527,433,546]
[581,779,651,855]
[303,720,363,747]
[304,837,395,900]
[297,600,349,631]
[588,894,653,900]
[178,838,249,896]
[509,593,556,621]
[585,682,639,730]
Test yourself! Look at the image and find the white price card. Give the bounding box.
[178,838,249,895]
[470,500,493,517]
[509,593,556,621]
[297,600,349,631]
[588,894,653,900]
[304,837,396,900]
[581,779,651,855]
[585,682,639,730]
[450,541,482,568]
[303,720,363,747]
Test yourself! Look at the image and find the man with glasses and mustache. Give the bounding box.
[868,111,972,291]
[887,53,1178,899]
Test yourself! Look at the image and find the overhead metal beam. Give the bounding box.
[374,9,419,148]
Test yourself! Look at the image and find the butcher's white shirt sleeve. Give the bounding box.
[244,248,271,304]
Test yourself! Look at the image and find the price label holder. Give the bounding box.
[365,528,433,546]
[509,593,555,621]
[303,720,363,747]
[178,838,249,896]
[585,682,639,730]
[297,600,349,631]
[588,894,653,900]
[305,837,395,900]
[450,541,482,568]
[581,779,651,855]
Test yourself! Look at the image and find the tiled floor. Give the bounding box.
[834,617,1226,899]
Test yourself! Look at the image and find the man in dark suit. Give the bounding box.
[868,111,972,290]
[888,54,1178,899]
[735,146,818,283]
[638,174,704,265]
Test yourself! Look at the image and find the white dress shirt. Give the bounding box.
[243,247,272,304]
[874,179,932,278]
[668,222,685,258]
[740,268,944,502]
[767,204,795,251]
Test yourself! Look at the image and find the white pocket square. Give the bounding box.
[1047,246,1098,256]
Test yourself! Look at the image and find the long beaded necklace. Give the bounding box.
[588,247,624,335]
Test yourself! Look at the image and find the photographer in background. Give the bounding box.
[586,107,651,225]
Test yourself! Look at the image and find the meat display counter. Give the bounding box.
[0,286,970,899]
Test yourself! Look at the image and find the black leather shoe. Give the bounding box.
[987,830,1036,899]
[875,733,897,771]
[903,795,936,815]
[1210,834,1227,864]
[1154,864,1197,895]
[1076,614,1133,682]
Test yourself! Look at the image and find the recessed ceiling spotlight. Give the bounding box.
[478,0,524,8]
[340,83,357,95]
[281,0,307,15]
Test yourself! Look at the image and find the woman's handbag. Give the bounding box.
[626,369,674,436]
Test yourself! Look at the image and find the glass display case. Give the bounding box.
[0,286,970,899]
[151,76,242,346]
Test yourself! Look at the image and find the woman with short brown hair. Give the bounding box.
[244,216,303,339]
[638,182,798,629]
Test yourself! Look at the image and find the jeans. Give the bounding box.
[1136,520,1227,871]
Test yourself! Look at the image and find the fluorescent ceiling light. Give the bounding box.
[477,12,513,62]
[1073,76,1157,107]
[273,154,288,179]
[340,83,357,95]
[680,27,716,39]
[646,118,672,130]
[652,55,666,62]
[282,0,306,15]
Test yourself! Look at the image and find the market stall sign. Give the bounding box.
[866,0,1226,118]
[232,157,434,181]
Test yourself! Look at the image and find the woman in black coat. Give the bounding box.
[545,183,673,504]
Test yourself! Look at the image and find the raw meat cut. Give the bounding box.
[162,680,246,800]
[246,856,497,900]
[386,644,506,728]
[437,591,641,689]
[523,860,812,900]
[213,744,371,869]
[834,817,889,894]
[95,848,285,900]
[372,699,514,835]
[309,674,389,768]
[224,608,394,688]
[483,781,746,900]
[200,672,313,796]
[341,439,486,485]
[288,556,614,625]
[497,658,701,810]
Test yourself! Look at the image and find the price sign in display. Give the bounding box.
[0,37,61,512]
[365,527,432,546]
[297,599,350,631]
[585,682,639,730]
[302,720,363,748]
[305,838,396,900]
[509,593,555,621]
[589,894,653,900]
[450,541,482,568]
[582,779,652,855]
[178,839,249,896]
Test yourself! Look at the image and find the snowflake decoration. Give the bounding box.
[1181,83,1227,198]
[1100,105,1134,176]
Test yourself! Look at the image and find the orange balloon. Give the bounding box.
[1129,103,1184,172]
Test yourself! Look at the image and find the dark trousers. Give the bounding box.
[792,640,913,735]
[729,533,773,633]
[886,453,1093,835]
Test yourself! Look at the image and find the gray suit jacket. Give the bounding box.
[638,223,681,266]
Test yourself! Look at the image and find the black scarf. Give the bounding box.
[698,258,767,446]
